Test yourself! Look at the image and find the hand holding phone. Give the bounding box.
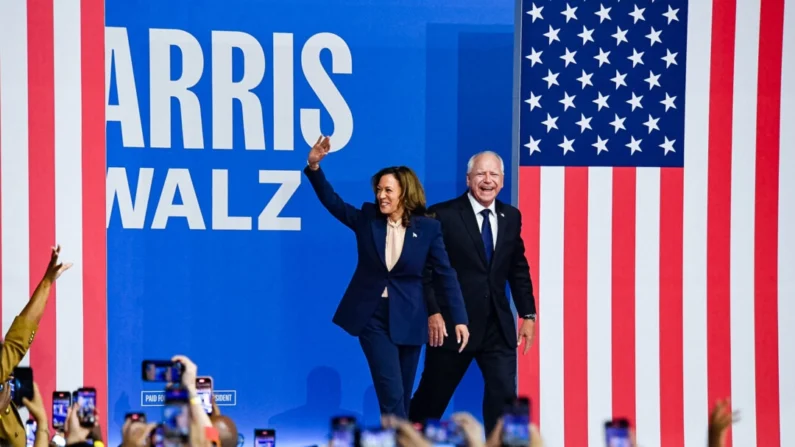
[163,387,190,441]
[501,397,531,447]
[604,419,632,447]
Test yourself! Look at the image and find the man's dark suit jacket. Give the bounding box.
[425,193,536,351]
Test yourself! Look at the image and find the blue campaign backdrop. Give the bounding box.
[105,0,516,445]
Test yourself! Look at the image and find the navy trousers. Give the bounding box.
[358,299,422,419]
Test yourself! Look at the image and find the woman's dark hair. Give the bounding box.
[371,166,428,226]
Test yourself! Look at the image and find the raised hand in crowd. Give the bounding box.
[381,415,431,447]
[64,399,101,446]
[210,398,221,417]
[121,418,156,447]
[43,245,73,282]
[0,246,71,447]
[485,418,502,447]
[709,398,739,447]
[21,383,50,447]
[20,245,72,327]
[171,355,215,447]
[306,136,331,170]
[451,412,484,447]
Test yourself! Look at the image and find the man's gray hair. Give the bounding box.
[466,151,505,174]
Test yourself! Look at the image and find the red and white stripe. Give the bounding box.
[0,0,106,438]
[778,0,795,443]
[517,0,794,446]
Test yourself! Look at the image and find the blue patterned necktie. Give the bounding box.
[480,209,493,264]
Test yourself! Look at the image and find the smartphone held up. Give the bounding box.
[142,360,184,383]
[52,391,71,431]
[74,387,97,429]
[196,376,213,415]
[604,418,632,447]
[502,397,531,447]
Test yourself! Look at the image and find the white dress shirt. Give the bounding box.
[382,218,406,297]
[467,193,497,247]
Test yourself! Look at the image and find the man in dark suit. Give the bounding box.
[409,151,536,433]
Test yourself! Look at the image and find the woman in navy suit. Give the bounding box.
[304,135,470,419]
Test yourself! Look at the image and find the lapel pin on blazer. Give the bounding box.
[412,232,418,238]
[500,212,505,217]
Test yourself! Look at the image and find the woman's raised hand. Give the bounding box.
[307,135,331,169]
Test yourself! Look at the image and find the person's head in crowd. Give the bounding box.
[121,418,156,447]
[210,414,238,447]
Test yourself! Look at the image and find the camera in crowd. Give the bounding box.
[0,367,35,408]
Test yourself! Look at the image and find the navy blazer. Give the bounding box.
[304,165,468,346]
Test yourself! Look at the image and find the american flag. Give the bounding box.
[0,0,106,439]
[515,0,794,446]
